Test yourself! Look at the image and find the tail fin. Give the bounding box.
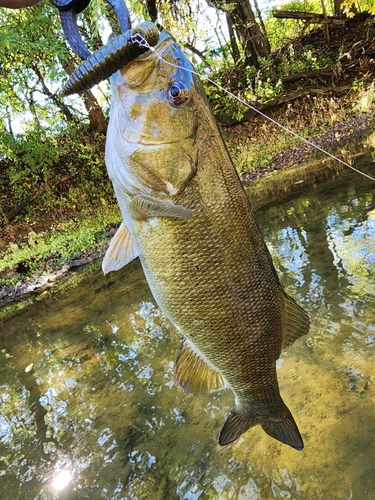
[218,409,257,446]
[261,408,304,450]
[218,407,304,450]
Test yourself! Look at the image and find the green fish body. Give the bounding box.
[103,32,310,450]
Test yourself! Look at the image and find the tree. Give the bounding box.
[0,4,111,222]
[226,13,241,62]
[207,0,270,68]
[0,4,107,134]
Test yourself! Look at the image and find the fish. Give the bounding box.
[64,27,310,450]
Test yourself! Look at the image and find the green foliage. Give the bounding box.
[0,6,70,130]
[268,44,332,79]
[0,125,113,226]
[201,36,333,122]
[266,0,323,49]
[279,0,323,13]
[0,203,121,285]
[255,77,283,100]
[156,0,197,35]
[341,0,375,16]
[352,78,363,91]
[204,80,249,123]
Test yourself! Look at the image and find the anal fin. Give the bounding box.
[130,194,192,220]
[176,340,226,394]
[282,294,310,349]
[102,222,139,275]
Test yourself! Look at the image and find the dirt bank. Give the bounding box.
[240,111,375,184]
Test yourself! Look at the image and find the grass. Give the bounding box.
[356,82,375,114]
[0,204,122,287]
[224,92,358,174]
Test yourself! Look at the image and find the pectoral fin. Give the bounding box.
[282,294,310,350]
[176,340,226,394]
[102,222,139,275]
[130,194,192,220]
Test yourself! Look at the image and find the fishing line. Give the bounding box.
[133,33,375,183]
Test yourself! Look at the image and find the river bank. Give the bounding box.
[240,110,375,184]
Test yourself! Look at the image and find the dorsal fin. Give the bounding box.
[176,340,226,394]
[282,294,310,350]
[102,222,139,275]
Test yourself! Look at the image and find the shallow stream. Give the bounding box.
[1,146,375,499]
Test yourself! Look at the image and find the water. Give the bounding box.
[1,150,375,499]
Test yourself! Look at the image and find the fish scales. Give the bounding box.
[134,133,284,382]
[102,31,310,449]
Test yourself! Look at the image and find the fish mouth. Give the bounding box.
[122,134,193,147]
[57,0,161,98]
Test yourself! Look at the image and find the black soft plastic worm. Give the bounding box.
[59,22,159,97]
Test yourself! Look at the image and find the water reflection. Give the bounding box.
[1,152,375,499]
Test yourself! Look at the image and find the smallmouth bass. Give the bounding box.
[103,31,310,450]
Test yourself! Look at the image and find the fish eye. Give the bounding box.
[167,82,189,105]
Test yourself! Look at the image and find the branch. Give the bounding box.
[31,63,77,123]
[278,67,334,84]
[272,10,346,25]
[216,85,352,126]
[184,43,212,68]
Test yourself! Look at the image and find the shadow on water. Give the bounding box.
[1,142,375,499]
